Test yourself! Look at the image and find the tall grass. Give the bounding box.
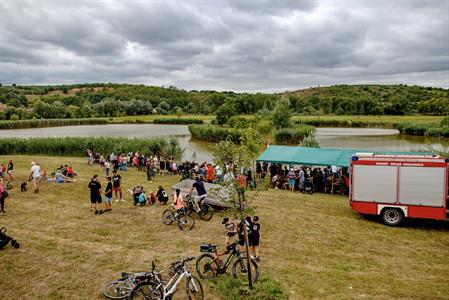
[188,125,242,143]
[0,137,183,158]
[274,125,315,144]
[152,117,204,124]
[0,118,109,129]
[294,119,395,128]
[395,123,449,137]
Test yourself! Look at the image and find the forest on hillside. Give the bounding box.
[0,83,447,120]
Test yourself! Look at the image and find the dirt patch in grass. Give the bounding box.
[0,156,448,299]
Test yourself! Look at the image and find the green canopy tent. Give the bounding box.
[256,145,430,168]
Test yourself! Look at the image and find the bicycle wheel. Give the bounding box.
[199,204,213,221]
[162,209,174,225]
[195,254,218,279]
[130,281,163,300]
[178,214,194,230]
[103,279,134,300]
[231,257,259,284]
[186,275,204,300]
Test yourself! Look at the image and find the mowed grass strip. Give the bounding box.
[0,156,448,299]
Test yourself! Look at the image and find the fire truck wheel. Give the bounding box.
[381,208,403,226]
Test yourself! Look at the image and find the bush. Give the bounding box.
[271,101,292,129]
[227,116,256,129]
[210,276,287,300]
[9,114,20,121]
[441,116,449,127]
[152,117,203,124]
[256,120,273,136]
[0,118,109,129]
[274,125,314,144]
[0,137,182,158]
[188,125,242,143]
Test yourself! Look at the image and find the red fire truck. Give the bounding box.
[349,154,449,226]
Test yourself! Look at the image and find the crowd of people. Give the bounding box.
[256,162,350,194]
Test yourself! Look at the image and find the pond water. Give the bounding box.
[0,124,447,162]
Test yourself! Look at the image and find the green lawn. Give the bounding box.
[0,156,448,299]
[291,115,444,126]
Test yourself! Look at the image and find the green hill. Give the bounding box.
[0,83,447,120]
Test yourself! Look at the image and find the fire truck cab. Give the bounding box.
[349,154,449,226]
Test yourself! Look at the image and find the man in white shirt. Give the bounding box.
[29,162,41,193]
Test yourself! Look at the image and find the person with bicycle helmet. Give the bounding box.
[190,175,207,213]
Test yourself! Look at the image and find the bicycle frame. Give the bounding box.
[157,266,198,299]
[213,244,242,273]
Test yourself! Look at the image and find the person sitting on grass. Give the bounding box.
[137,191,149,206]
[104,176,113,212]
[157,186,169,204]
[54,169,76,183]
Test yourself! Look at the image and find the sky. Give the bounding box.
[0,0,448,92]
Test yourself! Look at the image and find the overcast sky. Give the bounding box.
[0,0,448,92]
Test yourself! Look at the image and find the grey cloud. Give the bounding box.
[0,0,447,91]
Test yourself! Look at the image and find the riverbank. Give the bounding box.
[0,156,448,299]
[0,115,446,137]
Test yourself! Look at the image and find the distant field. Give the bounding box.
[0,156,448,299]
[292,115,443,126]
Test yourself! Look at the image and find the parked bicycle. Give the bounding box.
[185,193,213,221]
[131,256,203,300]
[103,262,162,300]
[161,207,195,230]
[195,242,259,284]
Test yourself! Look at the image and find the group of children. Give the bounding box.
[223,215,261,261]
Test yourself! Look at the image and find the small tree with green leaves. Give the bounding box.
[271,100,292,129]
[210,128,263,288]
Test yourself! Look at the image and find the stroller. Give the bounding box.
[303,177,314,194]
[0,227,20,249]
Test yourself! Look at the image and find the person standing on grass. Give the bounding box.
[249,216,261,261]
[222,217,237,246]
[7,160,13,181]
[287,168,296,192]
[104,160,110,177]
[88,175,103,214]
[104,177,113,212]
[0,181,7,213]
[29,162,41,193]
[112,170,123,202]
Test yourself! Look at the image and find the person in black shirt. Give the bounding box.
[104,176,113,212]
[156,186,169,204]
[88,175,103,214]
[189,176,207,212]
[7,160,13,181]
[112,171,123,202]
[249,216,261,261]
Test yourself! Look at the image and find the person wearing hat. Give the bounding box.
[29,162,41,193]
[222,217,237,246]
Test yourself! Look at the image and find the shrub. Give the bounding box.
[271,100,292,129]
[227,116,256,129]
[441,116,449,127]
[0,118,109,130]
[210,276,287,300]
[256,120,272,136]
[274,125,314,144]
[0,137,182,158]
[152,117,203,124]
[9,114,20,121]
[188,125,242,143]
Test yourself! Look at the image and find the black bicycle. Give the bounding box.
[196,242,259,284]
[185,194,213,221]
[161,207,195,230]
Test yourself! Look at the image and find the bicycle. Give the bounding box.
[195,242,259,284]
[185,194,213,221]
[103,262,162,300]
[131,256,203,300]
[161,207,195,230]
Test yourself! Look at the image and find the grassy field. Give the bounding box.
[0,156,448,299]
[291,115,444,126]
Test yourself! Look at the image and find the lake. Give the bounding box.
[0,124,447,162]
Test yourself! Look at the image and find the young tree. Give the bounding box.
[216,102,237,125]
[210,128,263,289]
[271,100,292,129]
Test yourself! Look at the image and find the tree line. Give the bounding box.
[0,83,447,120]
